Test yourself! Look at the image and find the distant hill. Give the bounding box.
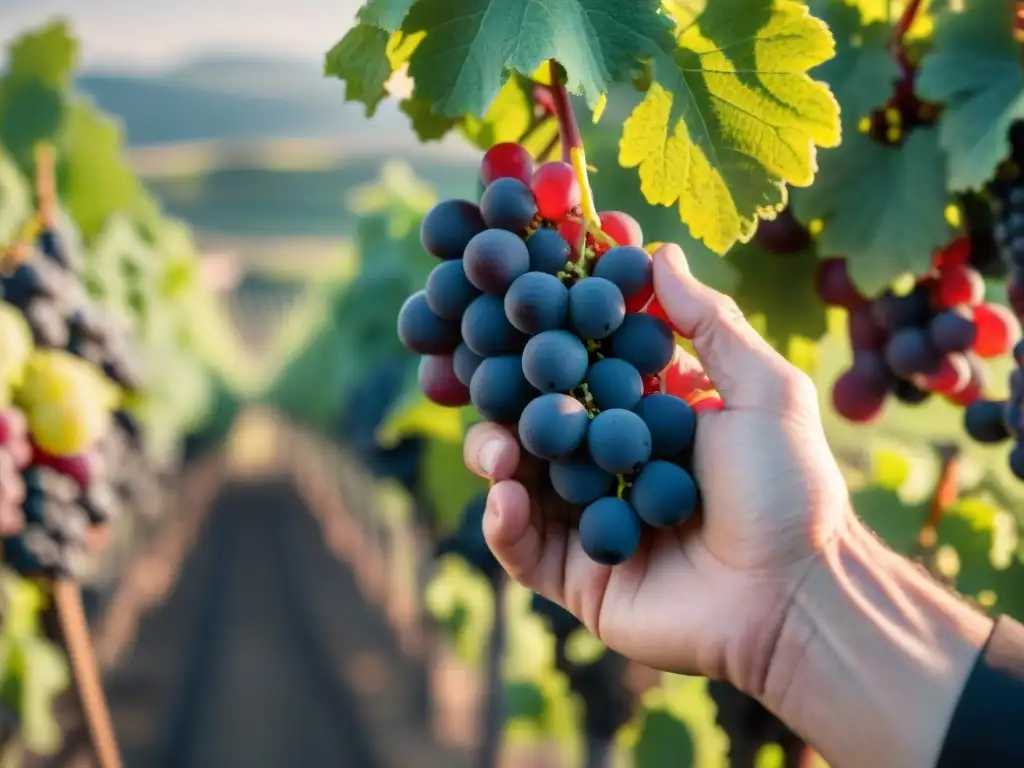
[75,54,417,149]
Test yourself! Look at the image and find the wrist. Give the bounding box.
[762,513,992,767]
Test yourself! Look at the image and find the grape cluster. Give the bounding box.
[818,240,1020,423]
[963,340,1024,480]
[0,209,152,577]
[991,123,1024,315]
[397,142,701,566]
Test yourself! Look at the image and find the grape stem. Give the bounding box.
[915,444,960,556]
[547,60,601,226]
[890,0,923,66]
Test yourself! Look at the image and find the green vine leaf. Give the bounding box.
[356,0,419,32]
[400,0,674,118]
[806,0,899,130]
[324,25,394,117]
[790,128,955,297]
[727,241,828,354]
[634,708,696,768]
[0,148,31,246]
[620,0,841,254]
[916,0,1024,192]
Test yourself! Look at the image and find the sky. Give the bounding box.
[0,0,361,71]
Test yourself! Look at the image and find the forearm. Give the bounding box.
[762,514,993,768]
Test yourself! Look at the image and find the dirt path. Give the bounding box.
[94,479,468,768]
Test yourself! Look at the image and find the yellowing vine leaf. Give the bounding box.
[620,0,840,254]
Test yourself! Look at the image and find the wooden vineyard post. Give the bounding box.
[51,580,123,768]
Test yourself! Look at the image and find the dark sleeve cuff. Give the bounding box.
[937,615,1024,767]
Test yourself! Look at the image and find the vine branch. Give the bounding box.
[548,60,584,162]
[547,59,600,226]
[890,0,924,67]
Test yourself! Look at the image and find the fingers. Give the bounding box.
[463,422,520,480]
[482,480,563,598]
[653,243,810,411]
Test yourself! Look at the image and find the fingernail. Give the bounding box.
[479,439,502,477]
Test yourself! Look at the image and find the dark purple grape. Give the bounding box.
[568,278,625,340]
[504,271,569,334]
[929,307,977,352]
[549,456,615,505]
[420,199,486,260]
[584,358,643,411]
[461,294,528,356]
[814,259,863,309]
[964,400,1011,444]
[522,330,589,393]
[606,314,675,376]
[463,229,531,294]
[525,228,571,275]
[519,394,589,461]
[629,461,698,527]
[885,328,941,377]
[480,177,538,233]
[397,291,461,355]
[425,259,481,319]
[579,497,642,565]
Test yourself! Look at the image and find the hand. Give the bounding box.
[463,243,851,694]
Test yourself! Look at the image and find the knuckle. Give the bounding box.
[778,367,817,409]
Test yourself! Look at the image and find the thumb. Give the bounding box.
[652,243,806,410]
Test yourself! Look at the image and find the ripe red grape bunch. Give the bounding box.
[397,142,700,566]
[819,238,1021,423]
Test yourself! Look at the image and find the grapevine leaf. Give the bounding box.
[621,0,841,254]
[790,128,955,296]
[378,389,465,445]
[58,99,161,241]
[634,708,696,768]
[401,0,674,117]
[2,21,78,87]
[357,0,419,32]
[422,439,490,532]
[504,681,548,722]
[935,496,1024,621]
[400,96,458,141]
[850,447,928,555]
[581,117,739,294]
[18,637,69,755]
[807,0,899,129]
[0,149,31,246]
[459,74,559,155]
[728,241,827,353]
[916,0,1024,191]
[324,25,393,117]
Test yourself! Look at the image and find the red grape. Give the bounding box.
[481,142,534,187]
[419,355,471,407]
[531,162,581,222]
[755,208,811,254]
[848,306,887,350]
[31,443,98,489]
[930,264,985,309]
[644,296,674,328]
[947,376,984,405]
[972,303,1021,358]
[599,211,643,247]
[0,409,26,446]
[642,375,662,395]
[915,353,970,395]
[832,369,886,422]
[933,236,970,271]
[814,258,865,309]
